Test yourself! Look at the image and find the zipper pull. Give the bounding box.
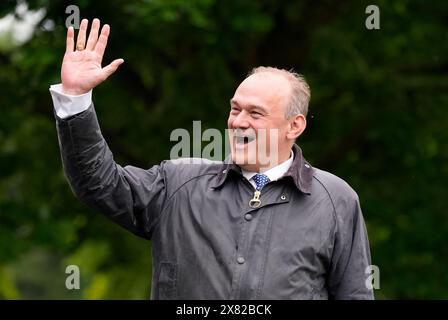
[249,190,261,208]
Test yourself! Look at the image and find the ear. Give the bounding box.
[286,114,306,140]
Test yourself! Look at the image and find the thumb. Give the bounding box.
[102,58,124,80]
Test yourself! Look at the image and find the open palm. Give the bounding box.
[61,18,123,95]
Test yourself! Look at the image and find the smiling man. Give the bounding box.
[229,67,307,172]
[50,19,374,300]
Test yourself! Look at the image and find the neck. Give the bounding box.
[239,147,292,172]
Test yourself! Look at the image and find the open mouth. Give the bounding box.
[234,135,256,145]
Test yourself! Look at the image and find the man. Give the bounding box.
[50,18,374,299]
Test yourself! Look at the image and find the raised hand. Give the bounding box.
[61,18,124,95]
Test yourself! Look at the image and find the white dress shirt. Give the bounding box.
[241,150,294,190]
[49,84,92,119]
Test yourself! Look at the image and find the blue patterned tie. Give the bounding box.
[252,173,270,191]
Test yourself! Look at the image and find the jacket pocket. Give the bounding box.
[157,262,178,299]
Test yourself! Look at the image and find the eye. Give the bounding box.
[251,111,262,118]
[230,107,241,114]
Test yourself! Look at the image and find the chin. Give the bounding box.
[231,150,262,172]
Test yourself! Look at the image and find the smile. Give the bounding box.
[234,135,256,145]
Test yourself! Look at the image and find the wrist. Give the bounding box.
[62,85,89,96]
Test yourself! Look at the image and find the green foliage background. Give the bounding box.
[0,0,447,299]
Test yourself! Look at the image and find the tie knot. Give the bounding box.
[253,173,270,190]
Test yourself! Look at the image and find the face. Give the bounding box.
[227,72,305,172]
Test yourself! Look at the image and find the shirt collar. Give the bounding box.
[240,150,294,183]
[212,144,314,194]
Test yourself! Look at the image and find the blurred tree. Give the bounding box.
[0,0,447,299]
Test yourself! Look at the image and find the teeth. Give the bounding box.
[235,136,255,144]
[235,136,245,144]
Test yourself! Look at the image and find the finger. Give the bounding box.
[101,58,124,80]
[65,26,74,53]
[94,24,110,61]
[86,18,100,51]
[76,19,88,51]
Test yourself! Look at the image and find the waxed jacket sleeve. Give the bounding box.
[327,195,375,300]
[55,104,168,240]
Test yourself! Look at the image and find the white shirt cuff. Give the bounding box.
[49,84,92,119]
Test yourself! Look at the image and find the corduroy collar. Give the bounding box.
[212,144,314,194]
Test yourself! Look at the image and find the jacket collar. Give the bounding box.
[212,144,314,194]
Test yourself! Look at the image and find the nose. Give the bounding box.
[231,110,250,129]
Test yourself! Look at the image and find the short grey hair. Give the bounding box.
[247,66,311,119]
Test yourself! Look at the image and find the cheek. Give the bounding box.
[268,122,289,142]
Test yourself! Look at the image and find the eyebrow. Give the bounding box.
[230,99,268,113]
